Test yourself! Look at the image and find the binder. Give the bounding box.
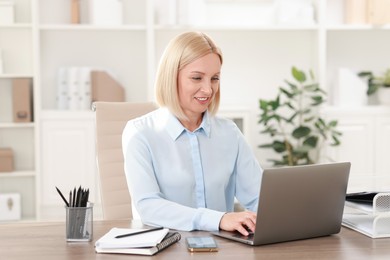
[78,67,92,110]
[57,67,69,110]
[91,70,125,103]
[67,67,80,110]
[12,78,33,122]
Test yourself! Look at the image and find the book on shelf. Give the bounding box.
[95,230,181,256]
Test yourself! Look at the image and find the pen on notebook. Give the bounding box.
[115,226,164,239]
[55,186,69,207]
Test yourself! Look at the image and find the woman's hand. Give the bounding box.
[219,211,257,236]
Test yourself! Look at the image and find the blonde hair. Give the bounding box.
[155,31,223,120]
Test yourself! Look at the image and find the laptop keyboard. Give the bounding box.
[233,231,254,240]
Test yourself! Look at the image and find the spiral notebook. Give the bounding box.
[95,231,181,256]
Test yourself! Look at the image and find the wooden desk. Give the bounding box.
[1,220,390,260]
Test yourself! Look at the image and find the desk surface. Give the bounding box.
[1,220,390,260]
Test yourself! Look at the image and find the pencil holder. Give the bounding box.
[65,203,93,242]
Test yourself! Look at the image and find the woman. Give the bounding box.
[122,31,262,236]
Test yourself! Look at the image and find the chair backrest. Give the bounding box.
[93,101,157,220]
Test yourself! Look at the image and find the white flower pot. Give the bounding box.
[377,87,390,105]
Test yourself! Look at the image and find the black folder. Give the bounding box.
[346,192,380,204]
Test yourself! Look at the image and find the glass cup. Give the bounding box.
[65,203,93,242]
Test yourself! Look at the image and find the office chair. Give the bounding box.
[93,101,157,220]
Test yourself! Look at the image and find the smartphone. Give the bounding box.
[186,236,218,252]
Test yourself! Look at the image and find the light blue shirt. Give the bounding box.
[122,107,263,231]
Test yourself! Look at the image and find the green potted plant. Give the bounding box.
[258,67,342,166]
[358,69,390,105]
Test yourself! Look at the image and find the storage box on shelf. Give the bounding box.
[0,193,21,221]
[0,1,14,25]
[0,147,14,172]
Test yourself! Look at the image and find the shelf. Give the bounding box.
[39,24,147,31]
[323,105,390,115]
[0,217,37,223]
[0,74,34,79]
[0,24,33,29]
[154,24,319,31]
[40,110,94,120]
[0,170,35,178]
[0,122,34,128]
[326,24,390,31]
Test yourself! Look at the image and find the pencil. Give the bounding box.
[55,186,69,207]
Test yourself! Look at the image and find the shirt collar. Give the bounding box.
[164,109,211,140]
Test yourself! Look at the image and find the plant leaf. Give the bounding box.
[304,84,319,92]
[358,71,373,78]
[292,126,311,139]
[294,145,312,153]
[311,95,324,106]
[280,87,294,98]
[328,120,338,127]
[284,80,299,92]
[259,100,269,110]
[303,136,318,148]
[272,140,287,153]
[287,112,298,123]
[292,67,306,83]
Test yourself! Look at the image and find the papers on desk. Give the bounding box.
[95,228,181,256]
[343,192,390,238]
[342,214,390,238]
[345,201,373,213]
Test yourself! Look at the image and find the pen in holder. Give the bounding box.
[65,203,93,242]
[55,186,93,242]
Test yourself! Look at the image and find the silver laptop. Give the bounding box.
[212,162,351,246]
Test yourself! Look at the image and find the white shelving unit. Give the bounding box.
[0,0,37,221]
[35,0,151,220]
[1,0,390,221]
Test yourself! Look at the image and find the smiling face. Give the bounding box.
[177,53,221,128]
